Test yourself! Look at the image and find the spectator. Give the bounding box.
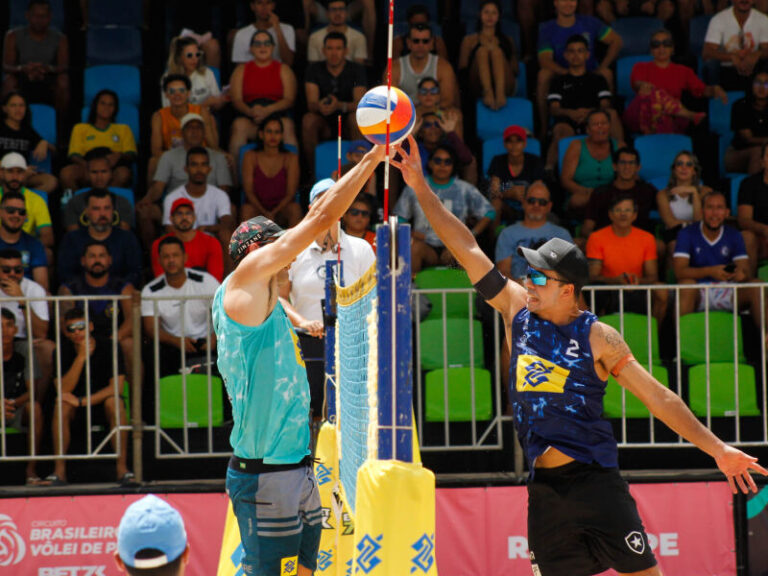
[242,115,302,226]
[49,307,132,486]
[625,29,727,134]
[579,147,658,245]
[115,495,190,576]
[415,111,478,185]
[487,125,544,227]
[139,114,233,248]
[150,75,218,177]
[0,152,53,259]
[674,190,762,324]
[657,150,709,263]
[496,181,573,282]
[737,142,768,272]
[595,0,676,23]
[274,0,309,51]
[391,23,458,109]
[394,145,494,274]
[341,192,376,251]
[281,178,375,420]
[163,2,223,67]
[303,32,366,180]
[308,0,367,64]
[151,199,224,282]
[162,36,226,110]
[1,308,45,486]
[0,91,57,194]
[161,147,235,258]
[231,0,296,67]
[58,241,137,390]
[229,29,298,158]
[536,0,622,138]
[1,0,70,116]
[60,91,137,191]
[458,0,518,110]
[58,189,143,288]
[545,34,622,171]
[392,4,449,60]
[560,109,625,217]
[62,149,135,232]
[724,70,768,174]
[414,77,464,138]
[703,0,768,92]
[331,139,377,197]
[0,191,47,290]
[586,195,666,320]
[142,237,220,378]
[306,0,376,60]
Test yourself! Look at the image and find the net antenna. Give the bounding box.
[383,0,395,221]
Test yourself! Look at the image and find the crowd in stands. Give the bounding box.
[3,0,768,484]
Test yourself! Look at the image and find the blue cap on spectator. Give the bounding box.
[348,140,372,154]
[117,495,187,569]
[309,178,335,205]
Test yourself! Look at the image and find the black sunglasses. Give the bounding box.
[3,206,26,216]
[0,265,23,274]
[431,157,453,166]
[252,40,274,47]
[410,38,431,44]
[347,208,371,217]
[184,51,203,58]
[650,39,673,48]
[526,197,548,206]
[419,86,440,95]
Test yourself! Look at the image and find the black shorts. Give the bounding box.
[527,461,657,576]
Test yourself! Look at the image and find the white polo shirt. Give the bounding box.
[0,277,48,339]
[162,185,232,228]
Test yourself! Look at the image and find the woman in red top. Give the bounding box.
[229,29,297,158]
[241,114,301,227]
[624,29,727,134]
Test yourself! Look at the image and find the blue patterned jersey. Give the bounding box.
[509,308,618,470]
[212,278,311,463]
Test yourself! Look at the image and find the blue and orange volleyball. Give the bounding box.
[356,86,416,146]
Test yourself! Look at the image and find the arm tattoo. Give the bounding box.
[605,330,623,349]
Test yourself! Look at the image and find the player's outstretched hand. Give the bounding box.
[391,135,424,189]
[715,445,768,494]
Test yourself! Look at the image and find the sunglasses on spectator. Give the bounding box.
[422,120,440,128]
[347,208,371,217]
[0,266,23,274]
[526,266,566,287]
[431,157,453,166]
[184,51,203,59]
[525,197,548,206]
[650,39,673,48]
[419,86,440,95]
[754,80,768,88]
[2,206,26,216]
[252,40,274,47]
[675,160,694,167]
[66,321,87,333]
[410,38,431,44]
[167,87,187,95]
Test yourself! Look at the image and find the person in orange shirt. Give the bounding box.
[341,192,376,252]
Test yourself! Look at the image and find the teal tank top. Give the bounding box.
[212,278,311,463]
[573,138,616,189]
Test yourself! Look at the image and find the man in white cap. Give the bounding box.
[0,152,53,261]
[115,495,189,575]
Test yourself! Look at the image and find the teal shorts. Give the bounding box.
[227,464,323,575]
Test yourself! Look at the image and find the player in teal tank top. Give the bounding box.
[213,144,385,576]
[391,135,767,576]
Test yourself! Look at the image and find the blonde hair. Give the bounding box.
[166,36,206,76]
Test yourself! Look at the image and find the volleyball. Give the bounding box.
[356,85,416,146]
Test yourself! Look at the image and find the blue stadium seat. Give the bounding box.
[388,0,439,21]
[557,135,587,175]
[315,140,352,180]
[88,0,143,27]
[709,91,744,136]
[10,0,65,30]
[81,103,140,146]
[476,98,534,141]
[515,60,527,99]
[634,134,693,181]
[718,132,734,178]
[460,0,514,21]
[28,104,56,174]
[209,66,221,89]
[648,176,668,192]
[86,27,142,66]
[481,137,541,175]
[84,65,141,107]
[689,14,713,62]
[616,55,653,102]
[730,173,748,215]
[611,17,663,57]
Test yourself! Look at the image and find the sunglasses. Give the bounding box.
[650,39,673,48]
[347,208,371,217]
[419,86,440,95]
[66,321,87,333]
[184,51,203,58]
[431,157,453,166]
[3,206,26,216]
[410,38,431,44]
[251,40,274,47]
[526,266,566,287]
[525,197,548,206]
[617,159,637,166]
[422,120,440,128]
[675,160,694,167]
[754,80,768,88]
[167,87,187,95]
[0,265,23,274]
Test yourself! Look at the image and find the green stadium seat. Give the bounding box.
[679,312,746,365]
[159,374,224,428]
[688,363,760,417]
[425,367,492,422]
[599,313,661,364]
[414,267,474,320]
[758,263,768,283]
[419,318,484,371]
[603,367,668,418]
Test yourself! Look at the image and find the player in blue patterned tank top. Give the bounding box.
[213,144,385,576]
[392,135,767,576]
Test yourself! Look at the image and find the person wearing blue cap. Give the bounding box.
[115,495,189,575]
[212,143,385,576]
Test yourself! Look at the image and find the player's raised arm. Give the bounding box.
[592,321,768,494]
[392,135,526,317]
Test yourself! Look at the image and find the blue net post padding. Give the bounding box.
[324,260,343,422]
[376,222,413,462]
